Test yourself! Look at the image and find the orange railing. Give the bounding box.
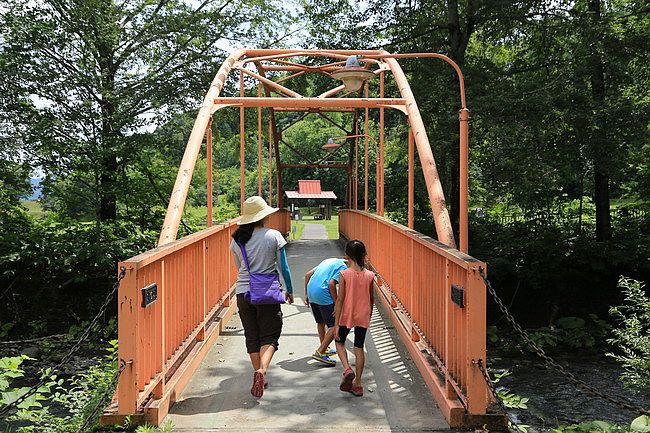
[106,210,290,424]
[339,210,488,426]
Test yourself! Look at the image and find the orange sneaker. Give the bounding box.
[339,368,355,392]
[251,370,265,398]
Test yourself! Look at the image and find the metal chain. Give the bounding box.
[478,267,650,416]
[0,334,68,345]
[473,358,523,433]
[473,358,510,414]
[75,358,126,433]
[0,266,127,418]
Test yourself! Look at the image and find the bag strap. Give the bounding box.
[238,242,251,273]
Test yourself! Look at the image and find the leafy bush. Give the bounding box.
[0,215,158,336]
[492,370,530,409]
[546,416,650,433]
[527,315,611,351]
[1,341,118,433]
[0,355,57,413]
[470,212,650,327]
[607,277,650,393]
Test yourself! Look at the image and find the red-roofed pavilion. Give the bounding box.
[284,180,337,219]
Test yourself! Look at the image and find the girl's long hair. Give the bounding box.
[345,240,367,268]
[232,222,259,245]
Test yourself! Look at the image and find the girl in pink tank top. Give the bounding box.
[334,240,374,397]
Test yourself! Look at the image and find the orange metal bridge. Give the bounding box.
[101,49,500,430]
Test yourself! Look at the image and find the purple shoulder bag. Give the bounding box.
[238,243,285,305]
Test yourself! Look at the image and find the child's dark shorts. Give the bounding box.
[335,325,367,348]
[237,293,283,353]
[310,302,335,328]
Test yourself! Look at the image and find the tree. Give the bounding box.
[0,0,291,223]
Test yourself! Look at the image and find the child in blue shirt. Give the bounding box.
[304,258,348,366]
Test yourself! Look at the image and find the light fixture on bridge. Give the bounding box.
[330,56,375,92]
[322,137,341,153]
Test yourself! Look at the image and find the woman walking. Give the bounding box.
[230,196,294,398]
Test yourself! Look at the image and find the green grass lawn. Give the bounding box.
[291,215,339,240]
[290,220,305,240]
[21,200,47,218]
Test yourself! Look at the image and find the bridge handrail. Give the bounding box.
[126,210,291,270]
[110,209,290,420]
[339,210,487,423]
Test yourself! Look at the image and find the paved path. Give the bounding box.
[164,239,449,432]
[299,223,328,240]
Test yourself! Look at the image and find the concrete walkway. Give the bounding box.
[164,239,449,432]
[299,223,328,240]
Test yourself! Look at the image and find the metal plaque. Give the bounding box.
[451,284,464,308]
[141,283,158,308]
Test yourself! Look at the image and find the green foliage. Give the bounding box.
[527,315,612,351]
[2,214,157,280]
[0,356,57,412]
[0,0,294,223]
[631,416,650,433]
[472,211,649,327]
[491,370,530,410]
[1,341,119,433]
[159,420,175,433]
[546,416,650,433]
[607,277,650,392]
[132,419,174,433]
[487,325,499,344]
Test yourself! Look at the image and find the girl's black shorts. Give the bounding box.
[335,325,367,348]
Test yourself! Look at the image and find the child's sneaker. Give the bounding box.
[311,350,336,366]
[340,367,355,392]
[350,385,363,396]
[325,348,337,357]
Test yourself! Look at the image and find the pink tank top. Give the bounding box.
[338,268,374,328]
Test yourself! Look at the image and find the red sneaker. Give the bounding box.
[251,370,265,398]
[350,385,363,396]
[339,368,355,392]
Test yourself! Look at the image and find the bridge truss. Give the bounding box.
[101,49,500,429]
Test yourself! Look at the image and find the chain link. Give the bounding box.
[0,266,127,418]
[478,267,650,416]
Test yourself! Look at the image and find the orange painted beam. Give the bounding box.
[213,97,407,109]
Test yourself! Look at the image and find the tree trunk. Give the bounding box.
[588,0,611,241]
[96,6,119,222]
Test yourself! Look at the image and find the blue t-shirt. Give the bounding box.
[307,258,347,305]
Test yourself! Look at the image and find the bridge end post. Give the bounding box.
[117,262,138,415]
[462,264,508,430]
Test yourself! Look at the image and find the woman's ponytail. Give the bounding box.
[232,223,256,245]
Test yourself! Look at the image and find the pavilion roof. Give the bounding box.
[285,180,337,199]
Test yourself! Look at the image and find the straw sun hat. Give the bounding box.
[238,196,279,225]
